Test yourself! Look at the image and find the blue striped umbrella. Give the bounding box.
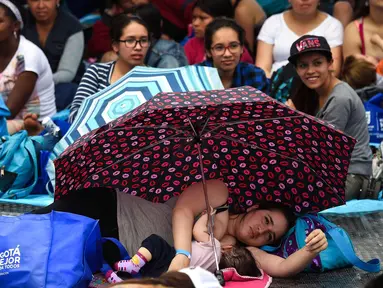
[53,66,223,156]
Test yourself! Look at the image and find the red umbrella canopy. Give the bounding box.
[55,87,356,213]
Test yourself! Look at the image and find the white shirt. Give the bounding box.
[257,12,343,74]
[190,238,222,273]
[0,36,56,120]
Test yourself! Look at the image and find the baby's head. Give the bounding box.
[342,54,377,89]
[219,246,261,277]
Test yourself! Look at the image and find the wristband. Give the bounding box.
[175,249,191,260]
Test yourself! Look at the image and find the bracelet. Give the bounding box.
[175,249,191,260]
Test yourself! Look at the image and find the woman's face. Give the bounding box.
[113,21,149,68]
[289,0,319,15]
[207,27,243,73]
[28,0,59,22]
[192,7,213,38]
[295,52,332,90]
[235,208,289,247]
[0,6,16,42]
[354,53,379,66]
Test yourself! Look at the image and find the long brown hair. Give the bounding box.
[108,271,195,288]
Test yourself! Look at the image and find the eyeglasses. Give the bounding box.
[118,38,150,48]
[211,42,241,56]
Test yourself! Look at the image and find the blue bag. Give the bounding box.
[364,92,383,144]
[262,214,380,272]
[0,130,38,199]
[0,211,103,288]
[0,96,10,137]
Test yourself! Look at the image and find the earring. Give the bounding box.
[13,31,17,39]
[365,0,369,6]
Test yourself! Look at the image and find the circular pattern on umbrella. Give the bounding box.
[55,86,355,213]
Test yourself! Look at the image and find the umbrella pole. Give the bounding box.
[196,143,225,286]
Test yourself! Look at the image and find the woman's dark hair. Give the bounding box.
[204,17,245,52]
[110,14,151,43]
[193,0,234,18]
[108,271,195,288]
[353,0,370,20]
[290,51,333,116]
[219,246,262,277]
[127,3,162,39]
[0,0,25,26]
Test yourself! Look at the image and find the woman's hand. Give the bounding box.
[168,254,191,272]
[304,229,328,254]
[285,99,296,110]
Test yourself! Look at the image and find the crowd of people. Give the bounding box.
[1,0,383,287]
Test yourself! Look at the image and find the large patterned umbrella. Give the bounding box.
[54,86,356,214]
[53,66,223,156]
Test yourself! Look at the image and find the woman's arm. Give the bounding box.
[343,22,362,59]
[6,72,38,118]
[168,180,228,271]
[68,64,101,123]
[53,31,85,84]
[330,46,343,77]
[235,0,266,54]
[247,229,328,277]
[255,41,274,78]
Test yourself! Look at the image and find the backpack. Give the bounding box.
[0,130,38,199]
[357,87,383,144]
[269,63,298,104]
[261,214,380,272]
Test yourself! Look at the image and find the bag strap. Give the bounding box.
[102,237,130,260]
[328,228,380,272]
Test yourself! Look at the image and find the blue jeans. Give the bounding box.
[55,83,78,111]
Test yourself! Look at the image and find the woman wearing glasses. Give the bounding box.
[198,18,269,92]
[69,15,150,123]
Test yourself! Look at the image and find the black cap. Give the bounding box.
[288,35,332,65]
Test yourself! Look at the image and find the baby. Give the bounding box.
[105,207,261,283]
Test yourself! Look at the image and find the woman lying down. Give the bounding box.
[103,183,328,285]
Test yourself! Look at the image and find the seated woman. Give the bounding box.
[343,0,383,61]
[120,3,187,68]
[198,17,269,92]
[34,180,328,278]
[184,0,254,65]
[24,0,85,111]
[286,35,372,201]
[68,14,150,123]
[0,1,56,127]
[256,0,343,78]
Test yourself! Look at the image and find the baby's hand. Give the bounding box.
[304,229,328,254]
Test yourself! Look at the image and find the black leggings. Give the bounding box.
[33,187,121,265]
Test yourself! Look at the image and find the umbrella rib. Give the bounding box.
[209,131,345,205]
[200,106,224,135]
[84,132,191,178]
